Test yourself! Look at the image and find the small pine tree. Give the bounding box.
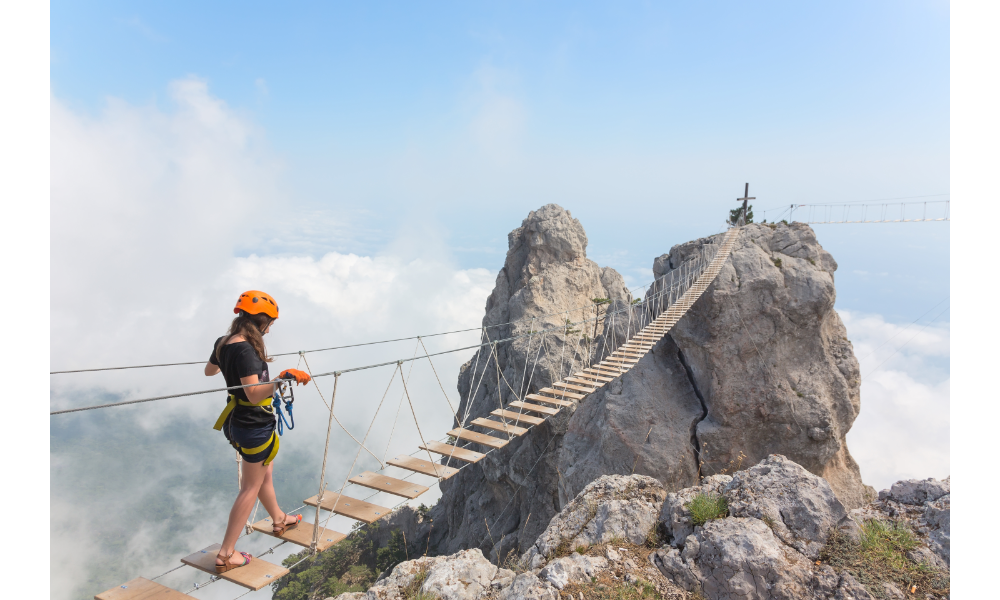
[728,204,754,226]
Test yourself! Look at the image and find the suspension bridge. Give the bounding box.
[53,196,947,600]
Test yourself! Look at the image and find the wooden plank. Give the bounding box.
[388,455,460,478]
[447,428,509,449]
[95,577,196,600]
[492,408,546,424]
[584,367,623,377]
[523,394,573,408]
[251,518,346,551]
[538,387,585,400]
[553,381,596,394]
[615,350,646,358]
[588,365,626,376]
[420,440,485,463]
[472,417,528,436]
[566,376,607,387]
[303,491,392,523]
[181,544,289,591]
[573,371,613,382]
[622,343,653,350]
[589,362,626,370]
[509,400,560,416]
[603,357,638,365]
[598,361,633,371]
[349,471,429,499]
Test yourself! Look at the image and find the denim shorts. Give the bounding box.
[226,424,279,464]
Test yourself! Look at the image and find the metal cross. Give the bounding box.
[736,183,755,226]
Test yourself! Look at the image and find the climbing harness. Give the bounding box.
[213,393,281,465]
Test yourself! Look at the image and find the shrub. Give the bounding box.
[687,493,728,526]
[771,257,783,268]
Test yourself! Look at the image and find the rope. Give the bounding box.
[397,362,441,477]
[52,267,698,416]
[382,342,419,466]
[51,262,703,377]
[419,337,457,420]
[302,355,384,468]
[311,373,340,551]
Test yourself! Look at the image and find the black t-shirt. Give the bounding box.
[210,336,274,430]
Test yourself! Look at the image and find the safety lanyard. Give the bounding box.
[273,380,295,435]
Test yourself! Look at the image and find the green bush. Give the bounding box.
[687,493,728,526]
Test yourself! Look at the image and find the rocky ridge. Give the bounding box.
[328,455,949,600]
[419,205,868,563]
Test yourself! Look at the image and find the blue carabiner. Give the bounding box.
[273,382,295,435]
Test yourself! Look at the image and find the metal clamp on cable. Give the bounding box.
[274,380,295,435]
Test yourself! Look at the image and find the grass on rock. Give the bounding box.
[687,493,728,526]
[820,519,949,599]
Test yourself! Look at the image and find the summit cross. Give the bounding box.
[736,183,755,226]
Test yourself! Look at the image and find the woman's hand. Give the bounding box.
[279,369,312,385]
[239,374,277,404]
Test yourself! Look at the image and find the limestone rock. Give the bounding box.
[557,334,704,506]
[435,204,632,560]
[835,573,874,600]
[887,477,950,505]
[653,223,867,509]
[723,454,853,559]
[361,549,509,600]
[925,494,950,564]
[660,474,732,546]
[429,213,869,563]
[497,573,559,600]
[651,517,822,598]
[538,553,609,589]
[524,474,666,568]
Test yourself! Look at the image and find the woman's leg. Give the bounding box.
[256,463,297,529]
[218,459,269,565]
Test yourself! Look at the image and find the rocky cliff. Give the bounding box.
[324,456,949,600]
[421,205,868,564]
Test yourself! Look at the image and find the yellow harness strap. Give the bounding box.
[213,394,280,466]
[213,394,273,431]
[238,429,280,466]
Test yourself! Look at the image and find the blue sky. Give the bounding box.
[52,1,949,321]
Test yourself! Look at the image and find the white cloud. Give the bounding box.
[51,79,498,599]
[840,309,950,491]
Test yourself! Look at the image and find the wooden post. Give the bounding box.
[736,183,756,226]
[312,372,340,552]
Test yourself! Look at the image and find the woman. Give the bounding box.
[204,290,312,573]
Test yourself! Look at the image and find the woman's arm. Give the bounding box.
[239,374,277,404]
[205,362,221,376]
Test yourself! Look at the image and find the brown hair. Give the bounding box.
[216,312,274,363]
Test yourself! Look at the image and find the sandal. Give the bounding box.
[215,550,253,574]
[272,513,303,536]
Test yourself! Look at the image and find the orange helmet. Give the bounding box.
[234,290,279,319]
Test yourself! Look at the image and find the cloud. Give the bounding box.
[50,79,496,599]
[840,309,950,491]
